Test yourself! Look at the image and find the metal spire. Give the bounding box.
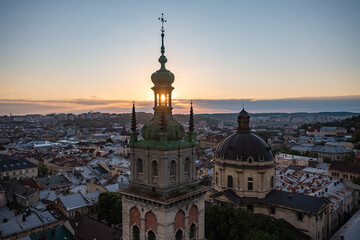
[158,13,167,56]
[158,13,168,69]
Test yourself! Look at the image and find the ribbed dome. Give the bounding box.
[141,112,185,141]
[215,132,273,161]
[151,68,175,85]
[215,108,273,161]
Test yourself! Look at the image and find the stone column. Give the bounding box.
[140,215,146,240]
[185,215,189,240]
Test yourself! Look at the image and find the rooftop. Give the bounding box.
[37,174,72,189]
[330,161,360,174]
[0,158,37,172]
[58,193,87,211]
[331,208,360,240]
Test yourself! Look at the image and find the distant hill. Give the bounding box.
[300,115,360,132]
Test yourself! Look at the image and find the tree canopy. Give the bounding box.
[205,205,295,240]
[38,164,51,177]
[95,192,122,225]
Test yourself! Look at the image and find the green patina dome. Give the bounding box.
[151,68,175,85]
[141,112,185,141]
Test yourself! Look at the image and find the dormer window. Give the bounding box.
[248,157,253,164]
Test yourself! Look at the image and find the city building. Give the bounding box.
[329,161,360,181]
[275,153,318,170]
[120,17,207,240]
[312,145,351,162]
[0,158,37,180]
[55,193,88,219]
[210,110,331,240]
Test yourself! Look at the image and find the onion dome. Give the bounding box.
[215,108,273,161]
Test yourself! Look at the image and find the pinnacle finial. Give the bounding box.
[131,101,137,133]
[189,100,194,132]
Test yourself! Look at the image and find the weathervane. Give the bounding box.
[158,13,167,57]
[158,13,166,32]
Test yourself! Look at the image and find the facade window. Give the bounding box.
[270,176,274,189]
[170,160,176,183]
[248,177,253,190]
[13,171,15,176]
[152,161,158,176]
[190,223,196,240]
[216,172,218,184]
[184,158,190,179]
[175,229,183,240]
[228,175,233,188]
[136,158,143,173]
[136,158,143,178]
[148,230,156,240]
[270,207,275,215]
[297,213,304,222]
[132,225,140,240]
[152,161,158,183]
[247,205,253,212]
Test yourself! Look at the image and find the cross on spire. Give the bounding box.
[158,13,167,32]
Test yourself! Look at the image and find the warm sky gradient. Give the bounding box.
[0,1,360,115]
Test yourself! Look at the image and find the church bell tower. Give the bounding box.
[121,14,207,240]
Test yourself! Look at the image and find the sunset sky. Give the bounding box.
[0,0,360,114]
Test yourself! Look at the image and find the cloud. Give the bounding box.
[0,95,359,115]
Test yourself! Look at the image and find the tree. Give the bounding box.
[343,154,353,163]
[205,205,294,240]
[38,164,50,177]
[323,157,332,164]
[350,130,360,143]
[353,177,360,185]
[95,192,122,225]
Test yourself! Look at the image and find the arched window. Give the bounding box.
[152,161,158,183]
[228,175,233,188]
[136,158,143,180]
[170,160,176,183]
[270,176,274,189]
[132,225,140,240]
[148,230,156,240]
[215,172,218,184]
[248,177,253,190]
[174,210,185,233]
[145,211,157,235]
[175,229,183,240]
[184,158,190,179]
[190,223,196,240]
